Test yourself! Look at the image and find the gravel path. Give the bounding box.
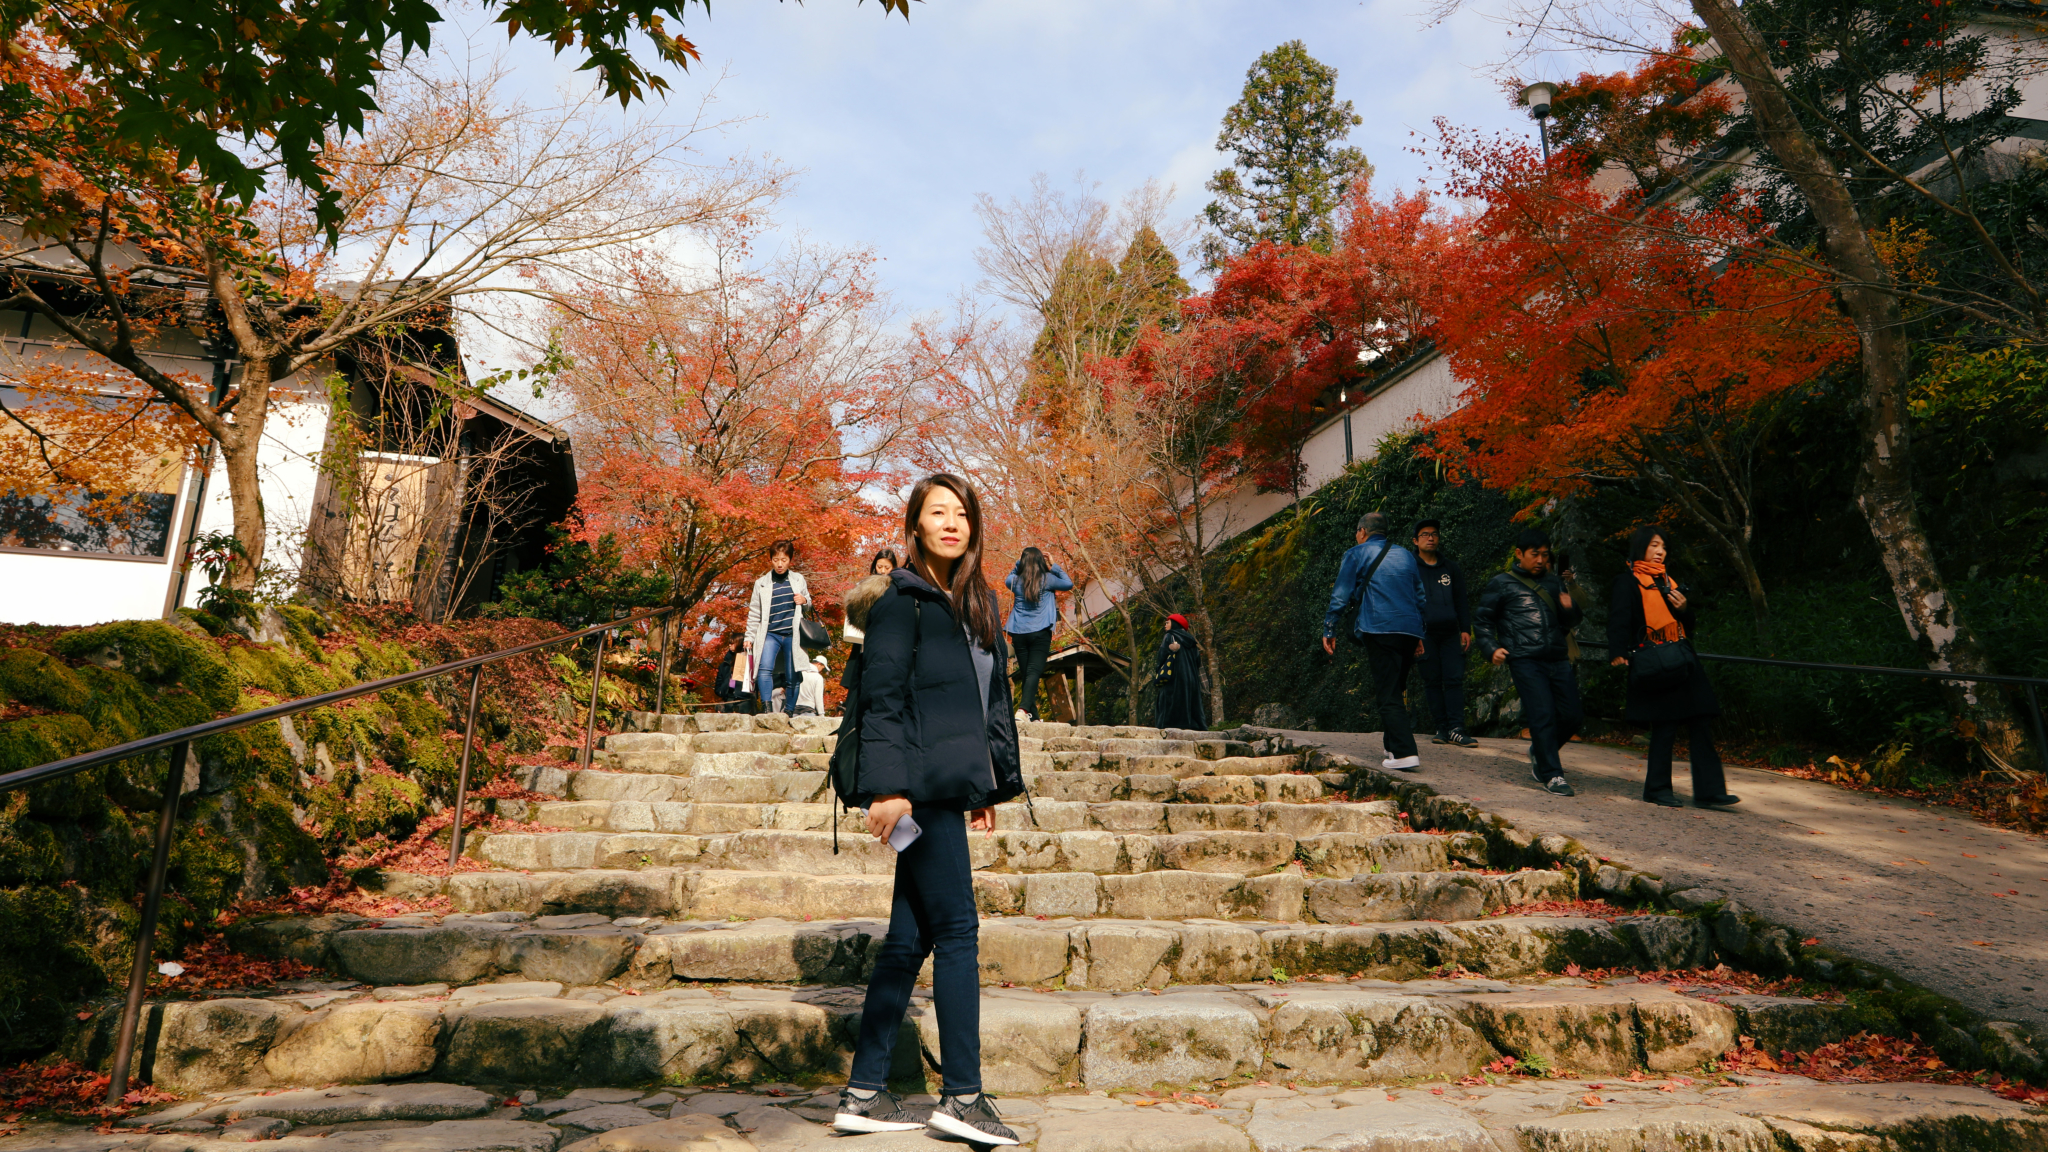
[1296,730,2048,1029]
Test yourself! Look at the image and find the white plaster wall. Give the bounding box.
[1,391,330,625]
[1072,350,1468,622]
[0,505,187,625]
[180,389,332,609]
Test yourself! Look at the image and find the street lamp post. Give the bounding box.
[1519,81,1558,162]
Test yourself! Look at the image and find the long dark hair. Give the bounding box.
[870,548,899,575]
[1627,525,1668,563]
[1015,546,1048,604]
[902,474,1004,650]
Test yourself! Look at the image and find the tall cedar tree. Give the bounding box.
[1691,0,2038,769]
[1025,226,1188,416]
[1202,40,1373,267]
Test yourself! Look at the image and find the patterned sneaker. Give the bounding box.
[926,1092,1020,1146]
[1543,775,1576,797]
[1449,727,1480,747]
[832,1088,924,1134]
[1430,727,1454,745]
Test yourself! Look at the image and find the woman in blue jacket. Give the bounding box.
[1002,546,1071,722]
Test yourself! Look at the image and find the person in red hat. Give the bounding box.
[1154,613,1206,730]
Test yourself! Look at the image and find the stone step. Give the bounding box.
[516,765,1344,810]
[233,868,1599,992]
[82,1077,2048,1152]
[587,745,1298,779]
[358,860,1580,931]
[527,798,1402,838]
[72,960,1851,1096]
[465,827,1484,879]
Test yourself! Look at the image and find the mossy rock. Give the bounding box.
[53,621,240,712]
[0,886,105,1061]
[0,649,91,713]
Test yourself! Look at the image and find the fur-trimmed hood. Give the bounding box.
[844,574,893,632]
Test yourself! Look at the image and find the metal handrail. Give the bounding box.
[1,603,679,1106]
[1575,636,2048,771]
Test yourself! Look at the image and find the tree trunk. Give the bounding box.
[1692,0,2028,765]
[218,423,267,594]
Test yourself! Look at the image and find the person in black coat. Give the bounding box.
[1608,525,1740,810]
[832,473,1024,1147]
[1154,613,1206,731]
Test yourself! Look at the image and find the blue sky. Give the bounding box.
[467,0,1562,330]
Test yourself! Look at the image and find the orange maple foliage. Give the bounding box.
[549,240,925,683]
[1423,126,1855,629]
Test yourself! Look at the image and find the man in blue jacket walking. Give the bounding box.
[1322,512,1429,771]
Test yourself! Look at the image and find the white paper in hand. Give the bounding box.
[888,813,922,853]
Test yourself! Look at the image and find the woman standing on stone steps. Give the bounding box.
[832,473,1027,1147]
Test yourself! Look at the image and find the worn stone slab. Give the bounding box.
[331,924,516,986]
[264,1001,444,1084]
[551,1106,662,1133]
[1720,1081,2048,1139]
[439,998,607,1082]
[151,998,301,1093]
[1260,989,1498,1082]
[599,998,741,1084]
[1247,1096,1497,1152]
[1513,1105,1777,1151]
[1035,1110,1251,1152]
[557,1115,750,1152]
[914,992,1083,1095]
[211,1084,498,1125]
[1452,985,1736,1076]
[1079,994,1262,1090]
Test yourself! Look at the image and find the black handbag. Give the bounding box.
[798,606,830,652]
[1628,578,1697,692]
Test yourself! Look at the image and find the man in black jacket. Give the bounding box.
[1413,519,1478,747]
[1473,527,1583,797]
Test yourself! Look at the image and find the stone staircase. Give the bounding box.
[44,715,2047,1152]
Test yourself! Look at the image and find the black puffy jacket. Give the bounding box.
[1473,566,1583,662]
[852,567,1024,811]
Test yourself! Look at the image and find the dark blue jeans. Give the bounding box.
[755,630,798,715]
[1509,657,1582,782]
[848,806,981,1097]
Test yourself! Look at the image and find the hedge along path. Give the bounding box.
[1300,727,2048,1064]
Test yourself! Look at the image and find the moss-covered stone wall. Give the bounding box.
[0,607,577,1061]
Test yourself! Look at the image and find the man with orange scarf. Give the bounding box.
[1607,526,1738,809]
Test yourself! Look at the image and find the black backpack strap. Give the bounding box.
[1345,539,1397,640]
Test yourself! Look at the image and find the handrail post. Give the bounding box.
[448,666,484,867]
[654,611,673,719]
[2027,685,2047,775]
[105,741,188,1107]
[581,625,612,769]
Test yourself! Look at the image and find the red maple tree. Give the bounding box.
[1392,120,1851,636]
[549,238,926,683]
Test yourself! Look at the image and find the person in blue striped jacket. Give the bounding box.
[745,539,812,716]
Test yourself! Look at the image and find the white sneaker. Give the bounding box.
[1015,709,1030,722]
[1383,755,1421,772]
